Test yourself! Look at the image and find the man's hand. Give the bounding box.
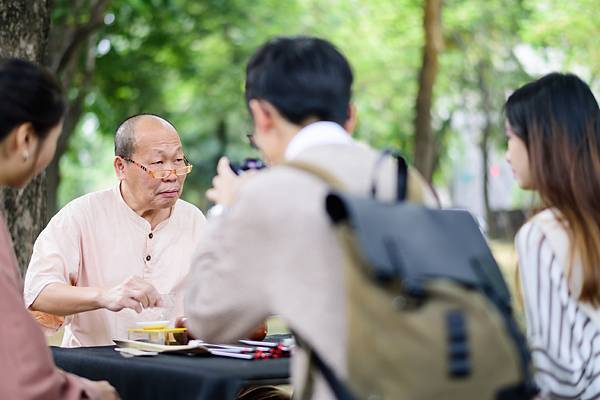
[173,316,191,344]
[206,157,254,208]
[97,276,161,313]
[173,316,268,344]
[90,380,119,400]
[247,322,268,341]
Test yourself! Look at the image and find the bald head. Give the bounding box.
[114,114,178,159]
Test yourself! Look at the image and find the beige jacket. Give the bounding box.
[185,142,435,399]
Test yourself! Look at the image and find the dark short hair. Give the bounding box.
[245,36,353,126]
[114,113,177,158]
[0,58,65,141]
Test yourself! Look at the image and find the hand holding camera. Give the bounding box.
[206,157,266,208]
[229,158,267,175]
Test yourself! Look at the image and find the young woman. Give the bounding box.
[505,72,600,398]
[0,58,118,400]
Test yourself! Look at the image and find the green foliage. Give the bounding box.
[521,0,600,77]
[434,0,532,183]
[56,0,600,211]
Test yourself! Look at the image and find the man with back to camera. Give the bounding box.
[184,36,438,399]
[23,114,207,347]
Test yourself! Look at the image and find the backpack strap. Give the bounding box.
[286,150,409,202]
[293,330,357,400]
[471,256,539,399]
[369,150,408,202]
[396,155,408,202]
[283,160,346,190]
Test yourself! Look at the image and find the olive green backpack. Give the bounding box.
[287,153,538,400]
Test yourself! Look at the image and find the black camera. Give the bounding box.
[229,158,267,175]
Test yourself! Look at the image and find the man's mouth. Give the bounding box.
[159,189,180,198]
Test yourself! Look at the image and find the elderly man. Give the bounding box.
[24,114,205,347]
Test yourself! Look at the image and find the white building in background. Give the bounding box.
[443,43,598,232]
[444,108,523,233]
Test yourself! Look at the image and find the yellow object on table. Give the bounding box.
[127,327,187,345]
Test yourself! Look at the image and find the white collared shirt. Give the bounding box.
[285,121,354,160]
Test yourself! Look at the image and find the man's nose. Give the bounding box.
[161,170,177,181]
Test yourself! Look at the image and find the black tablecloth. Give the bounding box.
[51,340,290,400]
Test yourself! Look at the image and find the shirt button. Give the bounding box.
[146,255,151,262]
[148,233,153,239]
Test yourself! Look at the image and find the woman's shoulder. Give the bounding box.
[517,208,566,242]
[516,209,570,268]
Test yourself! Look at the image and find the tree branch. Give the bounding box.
[55,0,109,76]
[58,33,98,157]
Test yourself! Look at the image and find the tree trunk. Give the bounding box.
[477,60,496,236]
[0,0,52,277]
[413,0,443,182]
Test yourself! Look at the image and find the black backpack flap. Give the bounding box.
[326,191,511,303]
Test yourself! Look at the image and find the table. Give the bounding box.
[51,339,290,400]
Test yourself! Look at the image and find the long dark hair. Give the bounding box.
[0,58,65,141]
[505,72,600,305]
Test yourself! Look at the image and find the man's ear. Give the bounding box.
[114,156,126,180]
[249,99,274,133]
[343,104,357,134]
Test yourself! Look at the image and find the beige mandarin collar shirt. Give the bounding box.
[24,184,206,347]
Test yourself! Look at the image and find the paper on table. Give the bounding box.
[239,339,278,347]
[113,339,208,354]
[114,347,159,357]
[208,350,254,360]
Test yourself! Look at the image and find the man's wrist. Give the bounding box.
[92,287,106,309]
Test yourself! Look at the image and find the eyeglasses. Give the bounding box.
[124,157,193,179]
[246,133,258,150]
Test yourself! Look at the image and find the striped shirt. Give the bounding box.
[516,209,600,399]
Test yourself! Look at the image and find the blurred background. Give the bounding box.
[43,0,599,234]
[1,0,599,291]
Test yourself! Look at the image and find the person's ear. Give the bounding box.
[114,156,127,180]
[249,99,274,134]
[12,122,39,162]
[343,104,357,134]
